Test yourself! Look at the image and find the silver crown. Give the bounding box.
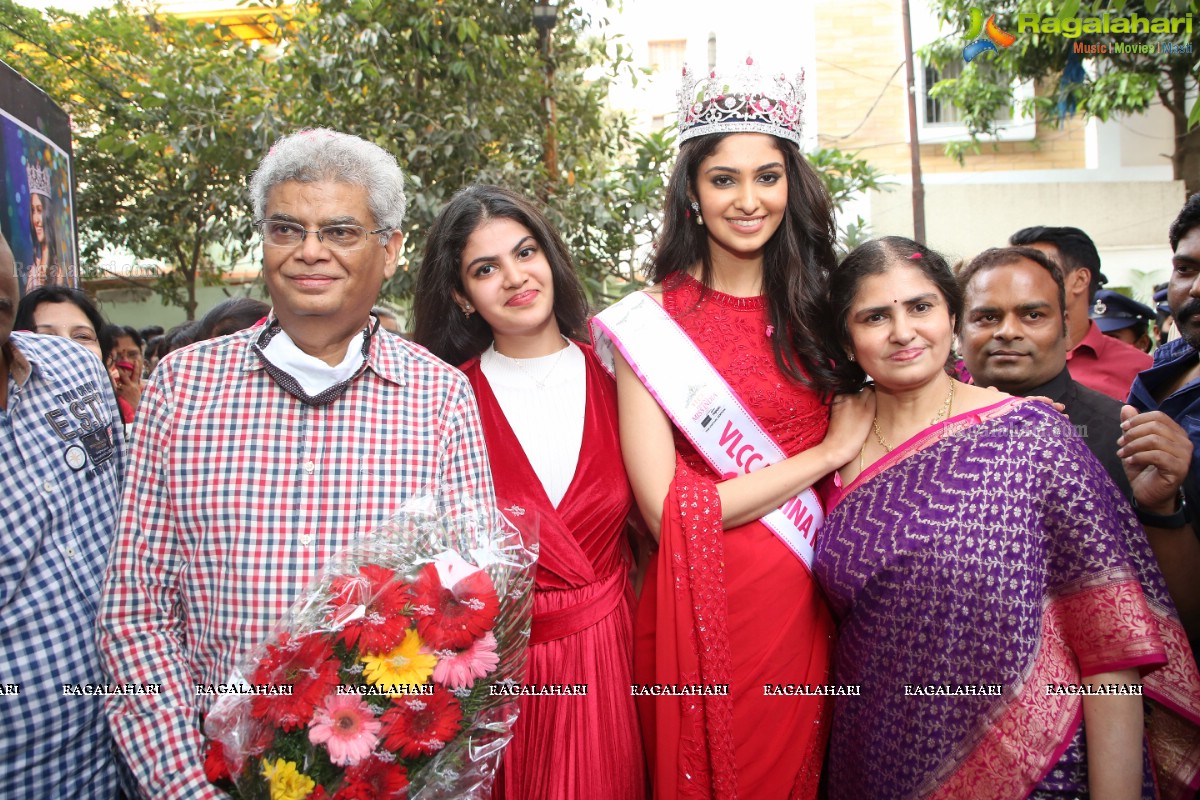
[677,57,806,146]
[26,163,51,198]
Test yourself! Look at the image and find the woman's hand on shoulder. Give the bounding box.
[818,387,876,469]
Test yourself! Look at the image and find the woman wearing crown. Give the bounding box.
[25,163,62,292]
[413,185,646,800]
[591,60,874,798]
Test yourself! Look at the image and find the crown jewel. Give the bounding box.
[26,163,51,198]
[677,57,806,146]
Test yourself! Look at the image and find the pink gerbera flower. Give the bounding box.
[432,632,500,690]
[308,694,381,767]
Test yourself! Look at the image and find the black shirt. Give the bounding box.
[1024,367,1134,502]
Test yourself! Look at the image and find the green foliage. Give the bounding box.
[562,126,676,303]
[267,0,641,306]
[0,0,280,318]
[805,147,892,251]
[806,146,890,209]
[837,215,875,261]
[922,0,1200,191]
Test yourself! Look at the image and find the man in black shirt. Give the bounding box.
[960,246,1199,642]
[959,246,1135,497]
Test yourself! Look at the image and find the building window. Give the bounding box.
[923,61,1013,126]
[917,59,1033,143]
[648,40,686,75]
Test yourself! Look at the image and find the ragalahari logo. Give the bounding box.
[963,8,1017,62]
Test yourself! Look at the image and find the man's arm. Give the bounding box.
[436,374,496,516]
[97,366,224,799]
[1119,406,1200,642]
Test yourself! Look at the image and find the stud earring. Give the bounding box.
[690,201,704,227]
[847,353,856,362]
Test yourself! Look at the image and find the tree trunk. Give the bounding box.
[186,231,203,321]
[1171,68,1200,198]
[1179,126,1200,199]
[185,266,197,321]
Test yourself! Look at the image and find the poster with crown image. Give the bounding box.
[0,61,77,295]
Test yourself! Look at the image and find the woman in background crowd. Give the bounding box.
[196,297,270,341]
[16,286,107,364]
[101,324,142,424]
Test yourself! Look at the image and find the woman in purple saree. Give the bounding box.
[814,237,1200,799]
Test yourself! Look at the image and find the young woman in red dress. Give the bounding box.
[412,185,646,799]
[596,62,874,798]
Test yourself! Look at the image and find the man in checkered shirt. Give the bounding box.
[0,231,126,798]
[97,130,496,798]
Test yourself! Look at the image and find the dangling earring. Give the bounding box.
[462,303,473,318]
[690,200,704,227]
[847,353,856,362]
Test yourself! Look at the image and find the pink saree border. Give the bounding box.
[928,577,1162,799]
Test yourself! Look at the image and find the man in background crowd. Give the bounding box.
[1010,225,1152,401]
[0,230,126,799]
[1123,194,1200,647]
[1091,289,1155,353]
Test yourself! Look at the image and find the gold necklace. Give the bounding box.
[870,378,957,454]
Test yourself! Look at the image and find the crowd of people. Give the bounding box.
[4,59,1200,800]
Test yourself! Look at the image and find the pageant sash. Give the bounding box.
[590,291,823,569]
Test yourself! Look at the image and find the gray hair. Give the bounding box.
[249,129,407,230]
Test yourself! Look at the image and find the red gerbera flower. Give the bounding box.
[379,689,463,759]
[250,633,343,731]
[335,756,409,800]
[409,564,498,650]
[328,565,413,655]
[202,738,231,786]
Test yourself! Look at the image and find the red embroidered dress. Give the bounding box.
[460,345,646,800]
[633,274,836,799]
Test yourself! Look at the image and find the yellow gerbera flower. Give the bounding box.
[361,628,437,692]
[260,758,315,800]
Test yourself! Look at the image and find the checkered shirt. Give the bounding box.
[1,332,125,799]
[97,321,495,799]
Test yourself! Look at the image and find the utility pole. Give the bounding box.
[901,0,927,244]
[533,3,559,185]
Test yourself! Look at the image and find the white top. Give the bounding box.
[260,328,367,396]
[479,340,585,508]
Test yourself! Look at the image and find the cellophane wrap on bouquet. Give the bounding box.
[203,499,538,799]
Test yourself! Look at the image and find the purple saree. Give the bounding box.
[813,398,1200,799]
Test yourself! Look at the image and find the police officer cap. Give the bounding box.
[1153,287,1171,316]
[1089,289,1155,332]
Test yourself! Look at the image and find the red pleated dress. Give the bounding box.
[460,344,646,800]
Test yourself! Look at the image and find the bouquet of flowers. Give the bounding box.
[203,499,537,799]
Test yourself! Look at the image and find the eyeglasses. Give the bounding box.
[255,219,393,252]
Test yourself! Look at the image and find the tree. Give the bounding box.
[271,0,886,304]
[265,0,646,304]
[3,0,888,314]
[923,0,1200,195]
[1,0,282,318]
